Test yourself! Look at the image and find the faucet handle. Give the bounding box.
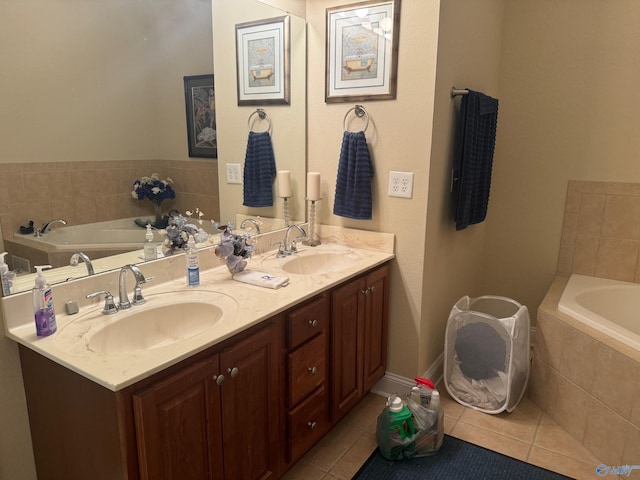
[86,290,118,315]
[271,241,288,258]
[132,276,153,306]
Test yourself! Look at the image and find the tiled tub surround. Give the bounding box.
[530,180,640,466]
[0,159,220,244]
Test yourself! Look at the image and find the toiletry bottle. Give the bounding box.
[143,224,157,261]
[33,265,57,337]
[186,235,200,287]
[388,396,416,459]
[0,252,15,296]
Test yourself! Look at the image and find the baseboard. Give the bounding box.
[371,352,444,398]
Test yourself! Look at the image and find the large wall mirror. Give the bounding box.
[0,0,306,294]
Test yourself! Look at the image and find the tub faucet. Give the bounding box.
[118,264,147,310]
[240,218,261,234]
[41,219,67,234]
[282,224,307,255]
[70,252,95,275]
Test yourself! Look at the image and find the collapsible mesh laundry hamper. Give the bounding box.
[444,296,530,414]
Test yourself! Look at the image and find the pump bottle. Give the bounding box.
[0,252,15,296]
[33,265,57,337]
[143,224,157,261]
[186,235,200,287]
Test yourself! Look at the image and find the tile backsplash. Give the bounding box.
[0,159,219,241]
[557,181,640,282]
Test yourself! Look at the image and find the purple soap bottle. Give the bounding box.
[33,265,57,337]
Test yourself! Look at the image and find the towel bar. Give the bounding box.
[343,104,369,132]
[450,87,469,98]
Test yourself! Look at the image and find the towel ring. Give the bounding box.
[247,108,272,133]
[343,104,369,133]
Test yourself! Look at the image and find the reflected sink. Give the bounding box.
[87,301,223,355]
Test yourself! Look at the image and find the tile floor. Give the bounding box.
[282,389,607,480]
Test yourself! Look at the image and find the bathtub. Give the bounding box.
[558,274,640,351]
[11,217,166,252]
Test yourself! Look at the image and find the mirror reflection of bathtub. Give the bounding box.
[5,214,300,293]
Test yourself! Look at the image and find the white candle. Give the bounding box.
[278,170,291,197]
[307,172,321,201]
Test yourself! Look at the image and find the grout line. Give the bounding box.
[526,408,545,462]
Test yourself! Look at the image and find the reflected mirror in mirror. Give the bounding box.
[0,0,306,294]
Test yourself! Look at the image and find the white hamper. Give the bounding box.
[444,296,530,414]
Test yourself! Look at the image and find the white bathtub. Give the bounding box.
[558,274,640,351]
[12,218,164,252]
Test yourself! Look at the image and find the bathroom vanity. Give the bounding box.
[2,228,394,480]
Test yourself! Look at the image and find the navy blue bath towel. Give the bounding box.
[333,131,374,220]
[243,131,276,207]
[454,90,499,231]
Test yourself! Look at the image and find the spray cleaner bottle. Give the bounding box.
[0,252,16,296]
[33,265,57,337]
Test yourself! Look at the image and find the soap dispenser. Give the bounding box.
[33,265,57,337]
[0,252,15,296]
[186,235,200,287]
[143,224,157,261]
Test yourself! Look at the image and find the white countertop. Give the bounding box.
[1,226,394,391]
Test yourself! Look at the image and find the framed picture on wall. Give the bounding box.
[184,74,217,158]
[325,0,401,103]
[235,16,290,106]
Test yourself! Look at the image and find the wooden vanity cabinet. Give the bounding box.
[331,264,390,422]
[133,321,280,480]
[284,294,330,463]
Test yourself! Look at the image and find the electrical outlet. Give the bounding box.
[388,171,414,198]
[226,163,242,184]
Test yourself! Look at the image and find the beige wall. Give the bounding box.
[481,1,640,320]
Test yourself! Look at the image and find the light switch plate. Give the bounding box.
[388,171,414,198]
[226,163,242,184]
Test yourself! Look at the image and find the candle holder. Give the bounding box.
[282,196,291,227]
[303,198,321,246]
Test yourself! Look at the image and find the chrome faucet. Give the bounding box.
[118,264,147,310]
[240,218,261,234]
[70,252,94,275]
[282,224,307,255]
[41,219,67,234]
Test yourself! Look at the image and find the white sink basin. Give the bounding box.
[260,245,364,275]
[55,290,238,355]
[87,301,224,354]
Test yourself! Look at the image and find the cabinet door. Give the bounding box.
[363,264,390,392]
[219,323,279,480]
[331,276,366,422]
[133,356,223,480]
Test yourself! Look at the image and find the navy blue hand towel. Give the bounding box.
[333,131,374,220]
[454,90,499,231]
[243,131,276,208]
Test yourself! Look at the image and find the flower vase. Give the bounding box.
[152,201,163,222]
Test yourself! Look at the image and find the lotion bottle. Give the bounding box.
[186,235,200,287]
[143,224,157,261]
[0,252,15,296]
[33,265,57,337]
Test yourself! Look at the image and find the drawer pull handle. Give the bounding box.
[227,366,239,378]
[308,319,318,328]
[307,421,317,430]
[308,366,318,375]
[213,374,225,385]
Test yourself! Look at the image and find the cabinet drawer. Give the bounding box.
[288,334,326,407]
[287,296,327,349]
[288,385,328,462]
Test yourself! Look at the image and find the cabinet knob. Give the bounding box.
[308,366,318,375]
[307,421,317,430]
[308,319,318,328]
[370,286,375,293]
[227,366,239,378]
[361,288,370,296]
[213,374,225,385]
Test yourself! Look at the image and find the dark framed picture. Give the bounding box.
[235,16,290,106]
[184,74,217,158]
[325,0,401,103]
